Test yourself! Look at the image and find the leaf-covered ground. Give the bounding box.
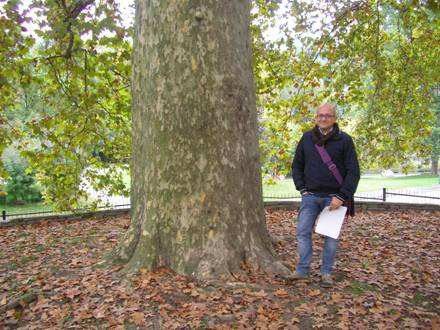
[1,209,439,329]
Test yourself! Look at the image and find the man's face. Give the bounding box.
[315,105,336,130]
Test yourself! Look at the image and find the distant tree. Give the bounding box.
[428,92,440,175]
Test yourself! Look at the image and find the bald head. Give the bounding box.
[316,103,337,117]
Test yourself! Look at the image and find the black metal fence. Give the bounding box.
[1,187,439,223]
[358,187,440,204]
[1,204,130,222]
[263,187,440,204]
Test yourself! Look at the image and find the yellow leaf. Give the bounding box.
[132,312,144,326]
[331,292,342,302]
[291,317,300,323]
[191,57,197,71]
[200,192,206,203]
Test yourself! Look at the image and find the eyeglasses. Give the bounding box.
[316,114,335,119]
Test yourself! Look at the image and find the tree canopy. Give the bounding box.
[0,0,439,209]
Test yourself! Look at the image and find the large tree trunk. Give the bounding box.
[111,0,289,280]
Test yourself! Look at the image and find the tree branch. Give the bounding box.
[69,0,95,19]
[55,0,95,58]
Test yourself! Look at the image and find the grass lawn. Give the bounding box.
[357,174,438,191]
[262,174,438,199]
[0,202,53,215]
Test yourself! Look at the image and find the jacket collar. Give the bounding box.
[312,123,341,146]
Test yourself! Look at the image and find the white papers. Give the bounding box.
[315,206,347,239]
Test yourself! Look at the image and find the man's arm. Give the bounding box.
[291,135,307,194]
[337,135,360,201]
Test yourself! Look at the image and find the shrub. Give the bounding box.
[2,148,42,204]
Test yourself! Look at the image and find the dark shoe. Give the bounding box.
[320,274,334,287]
[277,271,310,283]
[283,272,310,282]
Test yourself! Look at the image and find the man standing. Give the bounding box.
[291,103,360,287]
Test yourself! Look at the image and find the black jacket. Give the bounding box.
[291,125,360,201]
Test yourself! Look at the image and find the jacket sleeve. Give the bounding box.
[337,136,360,200]
[291,135,307,194]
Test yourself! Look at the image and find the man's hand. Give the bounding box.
[329,197,343,211]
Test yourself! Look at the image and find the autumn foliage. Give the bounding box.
[1,209,438,328]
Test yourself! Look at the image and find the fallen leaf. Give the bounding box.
[132,311,145,326]
[309,289,321,296]
[275,288,289,297]
[291,316,300,323]
[331,292,343,302]
[93,307,106,319]
[64,288,81,299]
[253,290,268,298]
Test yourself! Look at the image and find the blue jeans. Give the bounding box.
[296,194,339,276]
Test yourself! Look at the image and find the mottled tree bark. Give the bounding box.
[112,0,289,280]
